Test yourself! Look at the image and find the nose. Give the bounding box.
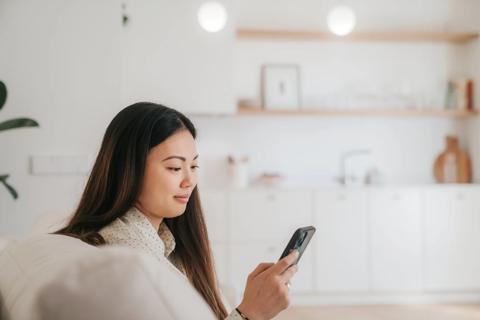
[180,179,191,188]
[180,169,195,188]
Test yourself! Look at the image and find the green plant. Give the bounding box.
[0,80,39,199]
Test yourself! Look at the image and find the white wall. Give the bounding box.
[234,0,477,108]
[225,0,475,186]
[235,41,459,110]
[192,116,466,187]
[0,0,123,235]
[1,0,479,236]
[119,0,235,113]
[0,0,234,235]
[462,3,480,182]
[235,0,452,31]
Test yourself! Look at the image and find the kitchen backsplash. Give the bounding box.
[191,115,467,188]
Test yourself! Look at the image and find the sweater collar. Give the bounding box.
[123,207,176,258]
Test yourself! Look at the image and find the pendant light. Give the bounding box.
[197,2,228,33]
[327,5,356,36]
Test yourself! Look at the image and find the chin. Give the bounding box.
[174,210,186,217]
[165,209,186,218]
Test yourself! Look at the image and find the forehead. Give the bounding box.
[150,129,197,158]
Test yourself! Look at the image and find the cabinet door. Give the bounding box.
[228,190,313,243]
[201,189,228,243]
[314,189,369,292]
[211,243,228,288]
[369,188,423,291]
[201,190,229,288]
[424,187,480,290]
[121,0,235,114]
[228,242,315,297]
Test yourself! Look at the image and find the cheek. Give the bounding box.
[143,168,178,195]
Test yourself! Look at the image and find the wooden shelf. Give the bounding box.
[236,29,480,44]
[237,106,479,118]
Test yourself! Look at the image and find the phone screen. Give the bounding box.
[279,226,316,265]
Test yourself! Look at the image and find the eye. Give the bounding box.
[191,165,200,170]
[168,167,181,172]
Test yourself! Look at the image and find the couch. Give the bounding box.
[0,212,231,320]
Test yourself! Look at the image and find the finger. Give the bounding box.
[278,264,298,283]
[269,250,299,275]
[249,262,274,279]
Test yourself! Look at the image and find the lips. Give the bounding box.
[174,194,190,204]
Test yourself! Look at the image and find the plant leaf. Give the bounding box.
[0,118,39,132]
[0,81,6,111]
[0,175,18,200]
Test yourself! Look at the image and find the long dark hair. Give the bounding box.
[55,102,228,319]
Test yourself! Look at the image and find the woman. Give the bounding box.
[56,102,299,320]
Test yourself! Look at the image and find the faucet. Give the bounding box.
[337,149,372,185]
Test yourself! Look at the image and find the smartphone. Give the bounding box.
[279,226,316,265]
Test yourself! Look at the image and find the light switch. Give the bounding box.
[30,155,92,175]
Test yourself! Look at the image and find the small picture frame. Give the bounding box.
[262,65,301,110]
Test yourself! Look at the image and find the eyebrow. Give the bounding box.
[162,154,199,162]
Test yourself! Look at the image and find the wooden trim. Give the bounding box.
[237,106,479,118]
[236,29,480,44]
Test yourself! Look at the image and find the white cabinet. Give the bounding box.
[201,189,229,287]
[201,189,229,243]
[202,185,480,303]
[228,242,315,296]
[314,189,370,292]
[211,243,229,287]
[120,0,235,114]
[228,189,313,243]
[424,187,480,290]
[369,188,423,291]
[227,189,314,295]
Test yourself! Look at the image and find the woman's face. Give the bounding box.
[136,129,199,228]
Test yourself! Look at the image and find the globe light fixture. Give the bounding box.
[327,5,356,36]
[198,2,228,33]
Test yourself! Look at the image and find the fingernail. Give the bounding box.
[292,250,299,257]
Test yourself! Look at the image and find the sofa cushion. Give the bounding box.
[0,234,215,320]
[0,238,12,253]
[0,234,94,320]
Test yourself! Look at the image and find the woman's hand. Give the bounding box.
[236,250,299,320]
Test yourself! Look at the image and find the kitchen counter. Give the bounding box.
[201,183,480,191]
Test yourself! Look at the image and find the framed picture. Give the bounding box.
[262,65,301,110]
